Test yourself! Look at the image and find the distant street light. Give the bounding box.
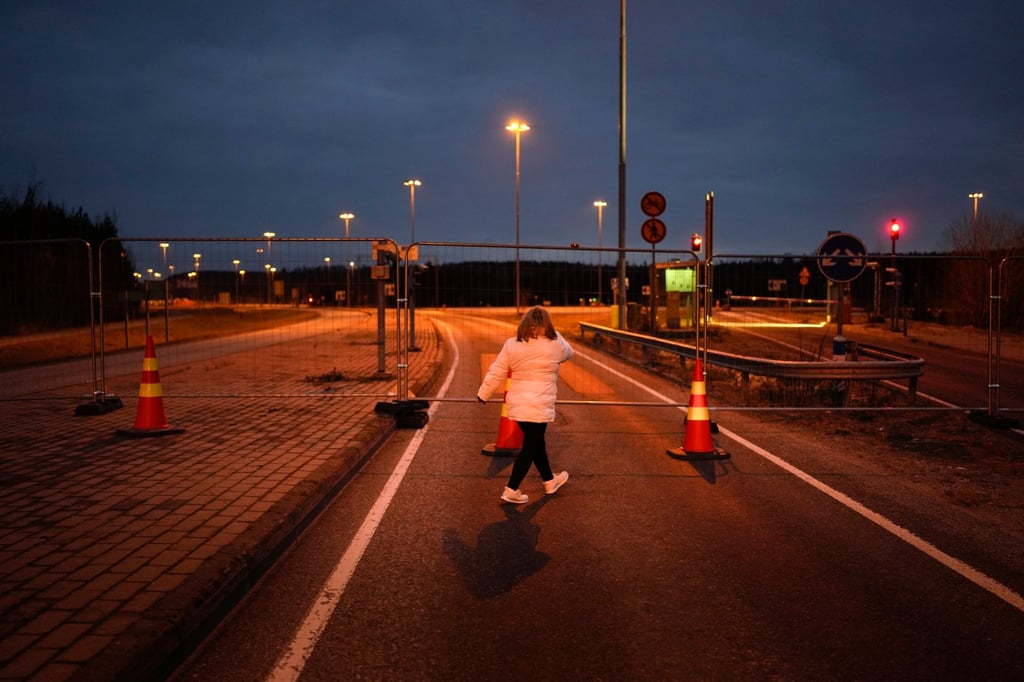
[324,257,331,305]
[159,242,169,272]
[193,253,201,303]
[239,269,245,302]
[402,181,420,243]
[233,259,241,303]
[403,180,423,351]
[338,212,354,239]
[349,260,355,307]
[969,192,983,223]
[263,231,276,265]
[969,192,983,248]
[339,212,354,306]
[506,120,530,314]
[594,200,607,304]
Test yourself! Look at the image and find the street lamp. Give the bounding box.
[193,253,201,303]
[339,212,354,306]
[402,181,420,243]
[263,231,276,265]
[506,120,530,314]
[969,192,983,223]
[969,192,983,248]
[233,259,241,303]
[338,212,354,239]
[324,257,331,306]
[403,180,423,350]
[159,242,169,272]
[239,269,245,302]
[349,260,355,307]
[594,200,607,304]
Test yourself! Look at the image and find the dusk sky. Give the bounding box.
[2,1,1021,256]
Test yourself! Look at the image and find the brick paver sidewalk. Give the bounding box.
[0,322,442,681]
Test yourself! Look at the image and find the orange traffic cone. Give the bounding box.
[667,358,729,460]
[481,370,522,456]
[116,335,184,438]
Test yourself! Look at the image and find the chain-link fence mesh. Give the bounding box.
[1,239,1020,414]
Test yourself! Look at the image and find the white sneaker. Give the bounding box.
[501,487,529,504]
[544,471,569,495]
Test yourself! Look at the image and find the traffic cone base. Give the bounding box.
[666,445,730,461]
[668,358,729,461]
[116,335,183,438]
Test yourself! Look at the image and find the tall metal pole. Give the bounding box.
[703,191,714,371]
[594,200,607,304]
[506,122,529,315]
[403,181,420,243]
[515,130,521,315]
[339,212,354,306]
[403,181,421,350]
[617,0,628,329]
[969,192,983,248]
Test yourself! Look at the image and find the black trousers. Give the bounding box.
[508,421,553,489]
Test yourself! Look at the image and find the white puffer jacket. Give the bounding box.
[477,332,574,423]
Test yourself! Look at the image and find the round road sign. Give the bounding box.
[816,232,867,283]
[640,191,666,217]
[641,218,666,244]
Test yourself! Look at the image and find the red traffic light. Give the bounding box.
[691,233,703,252]
[889,219,901,240]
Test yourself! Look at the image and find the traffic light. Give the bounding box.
[889,218,901,241]
[691,233,702,252]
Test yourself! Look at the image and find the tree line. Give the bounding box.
[0,183,133,335]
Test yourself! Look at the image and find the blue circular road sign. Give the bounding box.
[816,233,867,283]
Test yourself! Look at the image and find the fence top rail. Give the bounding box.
[711,252,992,262]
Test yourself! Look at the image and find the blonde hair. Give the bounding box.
[516,306,557,342]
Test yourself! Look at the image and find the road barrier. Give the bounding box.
[0,239,1018,416]
[579,322,924,394]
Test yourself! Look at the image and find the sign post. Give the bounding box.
[640,192,667,334]
[815,233,867,406]
[816,232,867,371]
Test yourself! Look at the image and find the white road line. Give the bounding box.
[270,324,1021,682]
[575,348,1024,615]
[721,425,1024,613]
[266,321,459,682]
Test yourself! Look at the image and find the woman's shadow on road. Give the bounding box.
[442,497,553,599]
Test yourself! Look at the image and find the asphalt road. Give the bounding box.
[173,313,1024,681]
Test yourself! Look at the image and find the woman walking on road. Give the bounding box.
[477,306,573,504]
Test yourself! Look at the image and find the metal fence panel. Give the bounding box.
[998,256,1024,413]
[0,239,95,399]
[1,239,1019,414]
[84,237,400,401]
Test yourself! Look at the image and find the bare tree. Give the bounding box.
[944,211,1024,328]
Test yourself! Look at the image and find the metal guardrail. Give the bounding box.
[578,322,924,394]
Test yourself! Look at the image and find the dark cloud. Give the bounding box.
[1,1,1020,253]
